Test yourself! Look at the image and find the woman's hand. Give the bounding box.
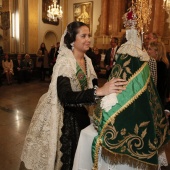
[96,77,128,96]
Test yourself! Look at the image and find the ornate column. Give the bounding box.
[2,0,10,53]
[27,0,38,53]
[151,0,165,36]
[94,0,128,49]
[100,0,109,35]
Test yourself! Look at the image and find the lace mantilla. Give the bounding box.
[117,29,149,61]
[100,93,118,112]
[21,31,97,170]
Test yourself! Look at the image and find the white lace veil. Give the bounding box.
[21,25,97,170]
[117,29,150,61]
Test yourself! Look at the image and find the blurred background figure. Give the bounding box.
[86,47,96,68]
[22,54,33,83]
[93,47,101,75]
[147,41,169,107]
[2,54,13,85]
[36,42,49,81]
[0,46,4,57]
[148,32,158,43]
[49,42,60,76]
[13,54,24,84]
[144,32,158,86]
[104,37,119,78]
[143,32,150,50]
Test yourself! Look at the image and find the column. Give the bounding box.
[100,0,109,35]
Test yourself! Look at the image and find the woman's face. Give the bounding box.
[74,26,91,53]
[41,43,45,48]
[147,45,157,59]
[5,54,9,59]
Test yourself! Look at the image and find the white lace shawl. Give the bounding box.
[21,35,97,170]
[116,29,150,61]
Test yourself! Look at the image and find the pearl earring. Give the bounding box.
[71,42,74,51]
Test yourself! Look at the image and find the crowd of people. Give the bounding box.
[0,42,61,85]
[0,53,34,85]
[0,42,104,87]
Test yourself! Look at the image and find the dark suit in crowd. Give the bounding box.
[104,37,119,78]
[13,54,25,84]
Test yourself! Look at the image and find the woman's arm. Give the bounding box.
[57,76,96,105]
[57,76,127,106]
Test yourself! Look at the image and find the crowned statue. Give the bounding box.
[92,1,170,170]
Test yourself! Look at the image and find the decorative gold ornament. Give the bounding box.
[163,0,170,13]
[135,0,152,33]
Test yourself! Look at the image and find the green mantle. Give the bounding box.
[92,54,170,170]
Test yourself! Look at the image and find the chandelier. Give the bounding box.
[47,0,63,21]
[163,0,170,12]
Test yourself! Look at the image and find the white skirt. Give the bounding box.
[73,124,168,170]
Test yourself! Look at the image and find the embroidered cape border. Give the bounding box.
[92,62,152,169]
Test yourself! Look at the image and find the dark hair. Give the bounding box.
[151,32,158,39]
[4,53,10,62]
[64,21,88,49]
[111,37,119,45]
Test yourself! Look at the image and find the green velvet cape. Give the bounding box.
[92,54,170,170]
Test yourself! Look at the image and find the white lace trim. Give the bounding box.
[100,93,118,112]
[117,29,150,62]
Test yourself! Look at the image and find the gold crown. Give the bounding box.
[123,6,137,29]
[123,0,152,33]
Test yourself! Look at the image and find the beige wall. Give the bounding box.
[37,0,63,52]
[67,0,101,47]
[5,0,170,53]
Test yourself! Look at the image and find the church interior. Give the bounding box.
[0,0,170,169]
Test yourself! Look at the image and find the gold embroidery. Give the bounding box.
[93,62,150,169]
[103,123,157,159]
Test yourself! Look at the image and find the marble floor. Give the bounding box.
[0,79,170,170]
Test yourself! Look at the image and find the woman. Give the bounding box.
[20,21,127,170]
[2,54,13,85]
[147,41,169,106]
[36,42,49,81]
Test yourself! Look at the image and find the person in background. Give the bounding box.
[49,42,60,76]
[104,37,119,78]
[147,41,169,106]
[93,47,101,75]
[22,54,33,82]
[2,54,13,85]
[148,32,158,43]
[143,32,150,50]
[0,46,4,57]
[13,54,24,84]
[20,21,127,170]
[86,47,96,69]
[36,42,49,81]
[143,32,157,86]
